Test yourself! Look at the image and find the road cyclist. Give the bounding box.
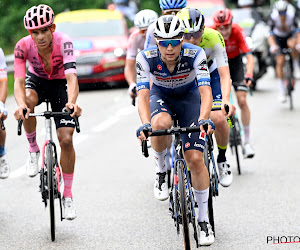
[13,4,82,220]
[125,9,158,103]
[212,8,255,158]
[267,0,300,103]
[136,15,215,246]
[177,8,236,188]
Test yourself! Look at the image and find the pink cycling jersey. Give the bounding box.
[14,31,77,80]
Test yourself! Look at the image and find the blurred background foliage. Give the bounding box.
[0,0,160,54]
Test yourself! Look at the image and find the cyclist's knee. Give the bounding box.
[185,151,204,172]
[211,111,227,128]
[58,133,73,150]
[151,114,172,130]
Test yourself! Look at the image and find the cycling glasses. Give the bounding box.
[156,38,183,47]
[184,30,203,40]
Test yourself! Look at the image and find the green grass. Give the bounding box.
[8,73,14,96]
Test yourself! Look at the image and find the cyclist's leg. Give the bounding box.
[23,73,46,177]
[274,35,287,102]
[0,125,9,179]
[287,35,299,77]
[51,79,77,219]
[175,89,214,244]
[149,87,173,200]
[209,69,231,186]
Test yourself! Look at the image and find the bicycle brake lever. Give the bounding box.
[69,108,80,133]
[17,108,27,136]
[142,139,149,158]
[0,119,5,130]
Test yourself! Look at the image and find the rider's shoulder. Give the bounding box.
[52,31,73,45]
[15,35,32,48]
[140,46,159,59]
[182,43,203,58]
[202,28,225,48]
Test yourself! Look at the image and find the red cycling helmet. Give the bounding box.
[24,4,54,30]
[213,8,233,26]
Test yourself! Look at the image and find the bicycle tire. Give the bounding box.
[232,118,241,175]
[46,144,55,241]
[177,161,191,250]
[207,183,215,235]
[288,79,293,110]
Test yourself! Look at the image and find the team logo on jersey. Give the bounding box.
[183,49,197,58]
[157,64,162,70]
[157,99,164,106]
[185,142,190,148]
[145,49,158,58]
[136,61,144,75]
[199,132,206,141]
[198,60,209,71]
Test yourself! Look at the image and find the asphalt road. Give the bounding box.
[0,68,300,250]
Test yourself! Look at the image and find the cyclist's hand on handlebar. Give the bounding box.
[0,101,8,120]
[14,105,30,120]
[136,123,152,144]
[128,83,137,99]
[198,119,215,135]
[269,45,279,54]
[222,101,235,117]
[244,73,254,87]
[66,103,82,117]
[296,43,300,52]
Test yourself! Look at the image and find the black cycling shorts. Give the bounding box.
[228,55,248,92]
[274,33,293,53]
[25,72,75,129]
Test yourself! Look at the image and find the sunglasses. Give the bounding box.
[156,38,183,47]
[216,24,231,31]
[183,30,203,40]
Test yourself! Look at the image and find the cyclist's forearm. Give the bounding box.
[268,35,276,47]
[0,80,8,103]
[199,86,212,120]
[14,77,26,106]
[138,90,151,124]
[66,73,79,104]
[245,53,254,76]
[218,66,231,102]
[125,59,136,85]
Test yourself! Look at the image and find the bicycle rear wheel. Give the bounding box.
[46,144,55,241]
[177,161,191,250]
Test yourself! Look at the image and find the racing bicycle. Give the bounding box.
[142,120,200,249]
[17,102,80,241]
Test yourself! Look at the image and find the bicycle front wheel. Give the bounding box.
[46,144,55,241]
[232,118,241,175]
[177,161,191,250]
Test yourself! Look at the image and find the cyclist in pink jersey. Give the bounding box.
[0,48,9,179]
[125,9,158,100]
[14,4,82,220]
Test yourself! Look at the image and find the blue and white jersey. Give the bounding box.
[269,6,300,37]
[136,43,210,96]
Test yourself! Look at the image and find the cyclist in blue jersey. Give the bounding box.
[136,15,215,245]
[144,0,187,49]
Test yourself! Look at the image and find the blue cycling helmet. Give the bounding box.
[113,0,129,4]
[159,0,187,10]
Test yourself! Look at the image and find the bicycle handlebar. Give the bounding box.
[18,108,80,136]
[141,104,233,157]
[132,86,137,106]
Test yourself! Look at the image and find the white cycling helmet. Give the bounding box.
[134,9,158,29]
[274,0,288,12]
[154,15,185,39]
